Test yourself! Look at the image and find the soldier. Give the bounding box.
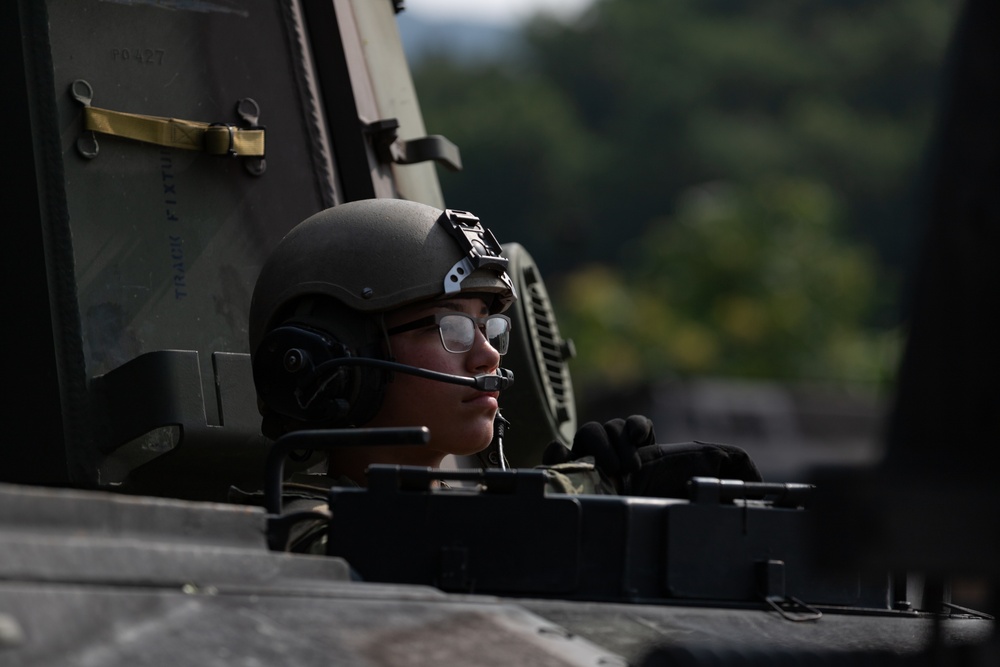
[249,197,760,496]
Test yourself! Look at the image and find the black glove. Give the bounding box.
[625,441,763,498]
[543,413,763,497]
[542,415,654,493]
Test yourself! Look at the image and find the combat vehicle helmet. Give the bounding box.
[249,198,516,435]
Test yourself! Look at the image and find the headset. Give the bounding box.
[252,306,513,437]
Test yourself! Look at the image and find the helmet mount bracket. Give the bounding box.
[438,209,516,302]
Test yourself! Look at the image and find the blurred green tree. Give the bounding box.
[555,178,901,390]
[409,0,955,394]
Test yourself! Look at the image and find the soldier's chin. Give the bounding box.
[443,430,494,458]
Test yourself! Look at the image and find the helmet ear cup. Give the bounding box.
[252,311,386,433]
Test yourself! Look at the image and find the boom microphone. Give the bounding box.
[296,354,514,409]
[322,357,514,391]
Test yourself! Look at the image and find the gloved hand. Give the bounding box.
[626,441,762,498]
[542,415,654,493]
[543,415,762,498]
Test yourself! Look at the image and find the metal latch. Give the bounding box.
[366,118,462,171]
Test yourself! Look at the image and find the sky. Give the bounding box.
[403,0,594,25]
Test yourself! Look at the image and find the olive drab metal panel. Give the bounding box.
[51,1,332,382]
[4,0,446,496]
[339,0,450,206]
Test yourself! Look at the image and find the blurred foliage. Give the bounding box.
[409,0,958,394]
[557,178,904,390]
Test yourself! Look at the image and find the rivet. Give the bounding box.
[362,287,374,299]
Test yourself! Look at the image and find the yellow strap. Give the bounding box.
[83,106,265,156]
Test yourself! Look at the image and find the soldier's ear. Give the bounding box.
[253,314,386,430]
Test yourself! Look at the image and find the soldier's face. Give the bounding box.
[366,296,502,461]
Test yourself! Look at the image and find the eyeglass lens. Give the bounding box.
[439,314,509,355]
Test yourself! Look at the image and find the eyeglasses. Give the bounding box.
[387,313,511,355]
